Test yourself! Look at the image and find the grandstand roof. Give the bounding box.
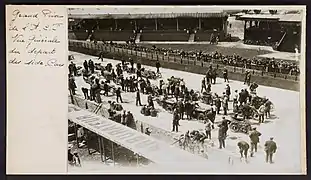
[239,13,302,23]
[68,104,209,165]
[68,7,227,19]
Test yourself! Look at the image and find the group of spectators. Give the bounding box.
[99,41,300,76]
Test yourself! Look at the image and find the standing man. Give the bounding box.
[68,62,74,76]
[68,75,77,95]
[221,116,230,136]
[264,137,277,163]
[136,89,142,106]
[222,95,229,116]
[215,96,222,114]
[218,125,226,149]
[264,99,272,119]
[204,120,212,139]
[73,63,77,76]
[121,110,127,125]
[225,84,231,101]
[258,104,266,123]
[201,78,207,93]
[83,60,89,72]
[206,81,212,93]
[249,127,262,157]
[237,141,250,160]
[116,87,123,103]
[223,67,229,83]
[244,70,250,85]
[98,51,104,61]
[156,60,161,74]
[172,110,180,132]
[89,59,95,74]
[130,58,134,71]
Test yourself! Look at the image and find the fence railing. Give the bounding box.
[69,40,299,82]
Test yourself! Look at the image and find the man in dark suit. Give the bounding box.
[264,137,277,163]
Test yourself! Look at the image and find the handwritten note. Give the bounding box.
[6,5,68,174]
[6,6,66,67]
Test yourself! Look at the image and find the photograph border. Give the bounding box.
[3,0,310,178]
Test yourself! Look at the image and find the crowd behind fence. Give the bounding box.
[69,40,300,82]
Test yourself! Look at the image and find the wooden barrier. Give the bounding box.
[69,40,299,91]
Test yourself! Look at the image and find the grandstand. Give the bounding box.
[68,7,228,43]
[238,11,302,53]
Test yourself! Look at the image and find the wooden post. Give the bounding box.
[111,142,115,166]
[176,19,179,31]
[244,20,247,41]
[87,131,91,155]
[102,138,106,163]
[155,19,158,30]
[74,123,79,148]
[97,136,104,162]
[136,154,139,167]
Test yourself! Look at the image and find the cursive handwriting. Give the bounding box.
[28,35,60,44]
[24,59,44,66]
[28,47,56,56]
[7,7,65,68]
[11,9,39,22]
[9,58,22,64]
[46,59,64,67]
[11,34,25,43]
[8,48,21,54]
[42,9,64,18]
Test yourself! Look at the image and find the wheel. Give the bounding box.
[230,124,239,133]
[198,113,205,121]
[240,126,248,134]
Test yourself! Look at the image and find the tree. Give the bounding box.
[242,10,251,14]
[269,10,278,15]
[254,10,261,14]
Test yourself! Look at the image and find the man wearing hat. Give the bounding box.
[225,84,231,101]
[172,109,180,132]
[222,94,229,115]
[264,137,277,163]
[221,116,230,136]
[244,70,251,85]
[223,67,229,83]
[249,127,262,156]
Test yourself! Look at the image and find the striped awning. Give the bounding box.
[68,12,227,19]
[239,13,302,23]
[278,14,302,22]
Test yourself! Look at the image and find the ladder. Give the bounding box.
[135,33,142,43]
[188,33,195,42]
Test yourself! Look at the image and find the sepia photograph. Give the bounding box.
[66,6,306,174]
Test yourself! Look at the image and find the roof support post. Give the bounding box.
[244,20,247,41]
[115,19,118,30]
[198,18,202,30]
[176,18,179,31]
[111,142,115,166]
[155,19,158,31]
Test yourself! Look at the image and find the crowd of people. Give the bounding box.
[68,52,278,165]
[97,40,300,76]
